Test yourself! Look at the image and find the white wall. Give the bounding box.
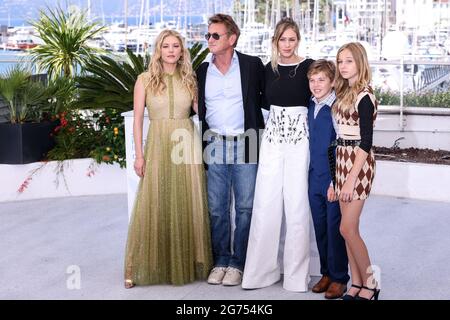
[0,158,126,203]
[372,160,450,202]
[374,107,450,150]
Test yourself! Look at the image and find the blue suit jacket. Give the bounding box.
[308,98,336,184]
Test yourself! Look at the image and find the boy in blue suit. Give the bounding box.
[307,60,349,299]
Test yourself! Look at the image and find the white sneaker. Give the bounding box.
[207,267,227,285]
[222,267,243,286]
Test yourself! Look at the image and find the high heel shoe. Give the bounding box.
[124,279,135,289]
[355,286,380,300]
[124,265,135,289]
[341,284,362,300]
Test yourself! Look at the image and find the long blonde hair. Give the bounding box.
[334,42,371,114]
[147,29,197,100]
[270,17,301,75]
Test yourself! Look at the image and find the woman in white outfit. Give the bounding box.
[242,18,314,292]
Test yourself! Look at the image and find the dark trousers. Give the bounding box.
[308,172,350,284]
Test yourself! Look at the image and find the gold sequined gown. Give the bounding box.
[124,71,212,285]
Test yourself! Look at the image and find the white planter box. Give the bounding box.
[372,160,450,202]
[0,158,126,203]
[374,106,450,151]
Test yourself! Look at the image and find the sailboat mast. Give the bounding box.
[306,0,311,35]
[189,0,192,29]
[292,0,298,23]
[177,0,182,29]
[264,0,269,27]
[87,0,91,21]
[312,0,318,43]
[124,0,128,29]
[244,0,248,27]
[271,0,275,28]
[276,0,280,24]
[139,0,145,28]
[124,0,128,49]
[101,0,105,25]
[184,0,188,31]
[146,0,150,26]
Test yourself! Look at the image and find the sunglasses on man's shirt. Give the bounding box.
[204,32,228,41]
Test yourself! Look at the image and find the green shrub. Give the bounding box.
[375,88,450,108]
[47,111,99,160]
[89,109,126,168]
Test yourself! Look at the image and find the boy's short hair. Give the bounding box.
[307,59,336,81]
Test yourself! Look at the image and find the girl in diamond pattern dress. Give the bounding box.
[333,42,380,300]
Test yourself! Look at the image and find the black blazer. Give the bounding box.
[196,51,265,164]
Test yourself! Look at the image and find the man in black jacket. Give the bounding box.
[196,13,265,286]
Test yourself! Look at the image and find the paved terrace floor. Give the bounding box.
[1,194,449,300]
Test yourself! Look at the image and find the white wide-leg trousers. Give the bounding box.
[242,106,311,292]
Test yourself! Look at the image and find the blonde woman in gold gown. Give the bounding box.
[124,29,212,288]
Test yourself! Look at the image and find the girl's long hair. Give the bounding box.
[334,42,371,114]
[270,17,301,75]
[147,29,197,100]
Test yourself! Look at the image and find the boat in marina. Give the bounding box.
[0,26,42,51]
[0,0,448,94]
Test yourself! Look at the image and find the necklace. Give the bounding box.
[279,57,305,78]
[288,62,302,78]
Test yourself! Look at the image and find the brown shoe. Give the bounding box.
[325,282,347,299]
[312,275,332,293]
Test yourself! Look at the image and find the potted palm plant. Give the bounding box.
[0,66,58,164]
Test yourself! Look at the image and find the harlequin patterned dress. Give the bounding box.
[124,71,213,285]
[335,88,378,200]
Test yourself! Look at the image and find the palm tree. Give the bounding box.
[73,43,209,112]
[29,5,107,79]
[0,67,48,124]
[72,50,149,112]
[190,42,210,72]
